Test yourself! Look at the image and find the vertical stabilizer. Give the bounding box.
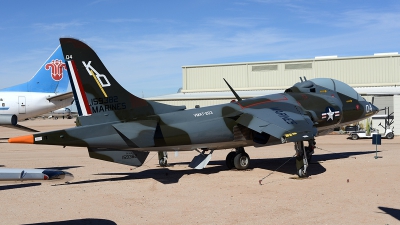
[0,46,69,93]
[60,38,184,117]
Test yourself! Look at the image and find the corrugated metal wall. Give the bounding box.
[182,55,400,92]
[155,55,400,115]
[369,96,394,130]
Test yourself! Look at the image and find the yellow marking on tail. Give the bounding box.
[90,70,108,97]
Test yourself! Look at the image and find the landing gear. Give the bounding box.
[226,152,236,169]
[305,139,315,162]
[294,139,315,178]
[158,151,168,167]
[226,147,250,170]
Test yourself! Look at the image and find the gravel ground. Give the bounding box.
[0,119,399,225]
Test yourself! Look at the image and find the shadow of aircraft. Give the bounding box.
[35,166,82,170]
[312,150,377,161]
[60,150,376,185]
[378,207,400,221]
[0,183,41,191]
[23,218,117,225]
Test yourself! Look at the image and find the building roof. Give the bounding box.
[146,86,400,101]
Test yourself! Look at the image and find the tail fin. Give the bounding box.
[0,46,69,93]
[60,38,184,117]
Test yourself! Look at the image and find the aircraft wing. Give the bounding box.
[236,105,317,142]
[46,92,74,102]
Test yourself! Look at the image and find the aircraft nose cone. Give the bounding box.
[371,104,379,114]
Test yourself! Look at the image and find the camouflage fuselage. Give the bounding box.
[30,88,376,152]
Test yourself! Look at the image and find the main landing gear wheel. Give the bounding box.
[226,152,236,169]
[234,152,250,170]
[225,147,250,170]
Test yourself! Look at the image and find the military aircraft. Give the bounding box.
[0,46,73,131]
[8,38,379,177]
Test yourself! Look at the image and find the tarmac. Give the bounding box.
[0,118,399,225]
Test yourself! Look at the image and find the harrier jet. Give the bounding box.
[9,38,379,177]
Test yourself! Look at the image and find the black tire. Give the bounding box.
[226,152,236,169]
[234,152,250,170]
[159,158,167,167]
[297,167,307,178]
[351,134,359,140]
[386,132,394,139]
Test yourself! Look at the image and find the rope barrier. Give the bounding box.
[259,154,296,185]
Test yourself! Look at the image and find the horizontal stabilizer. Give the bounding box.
[46,92,74,102]
[112,120,157,148]
[88,148,149,167]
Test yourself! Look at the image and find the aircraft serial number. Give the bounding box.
[90,96,127,113]
[271,108,297,124]
[193,111,213,117]
[122,154,137,159]
[90,96,119,105]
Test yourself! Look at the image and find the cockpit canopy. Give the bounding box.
[285,78,364,101]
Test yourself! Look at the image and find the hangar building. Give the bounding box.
[147,53,400,135]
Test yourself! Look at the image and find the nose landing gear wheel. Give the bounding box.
[298,167,307,177]
[295,156,307,177]
[295,141,309,178]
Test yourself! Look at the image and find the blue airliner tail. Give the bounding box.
[0,46,69,93]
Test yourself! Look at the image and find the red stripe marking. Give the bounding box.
[71,60,92,114]
[238,95,288,109]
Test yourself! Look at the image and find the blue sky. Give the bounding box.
[1,0,400,97]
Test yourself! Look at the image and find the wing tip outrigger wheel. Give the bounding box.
[158,151,168,167]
